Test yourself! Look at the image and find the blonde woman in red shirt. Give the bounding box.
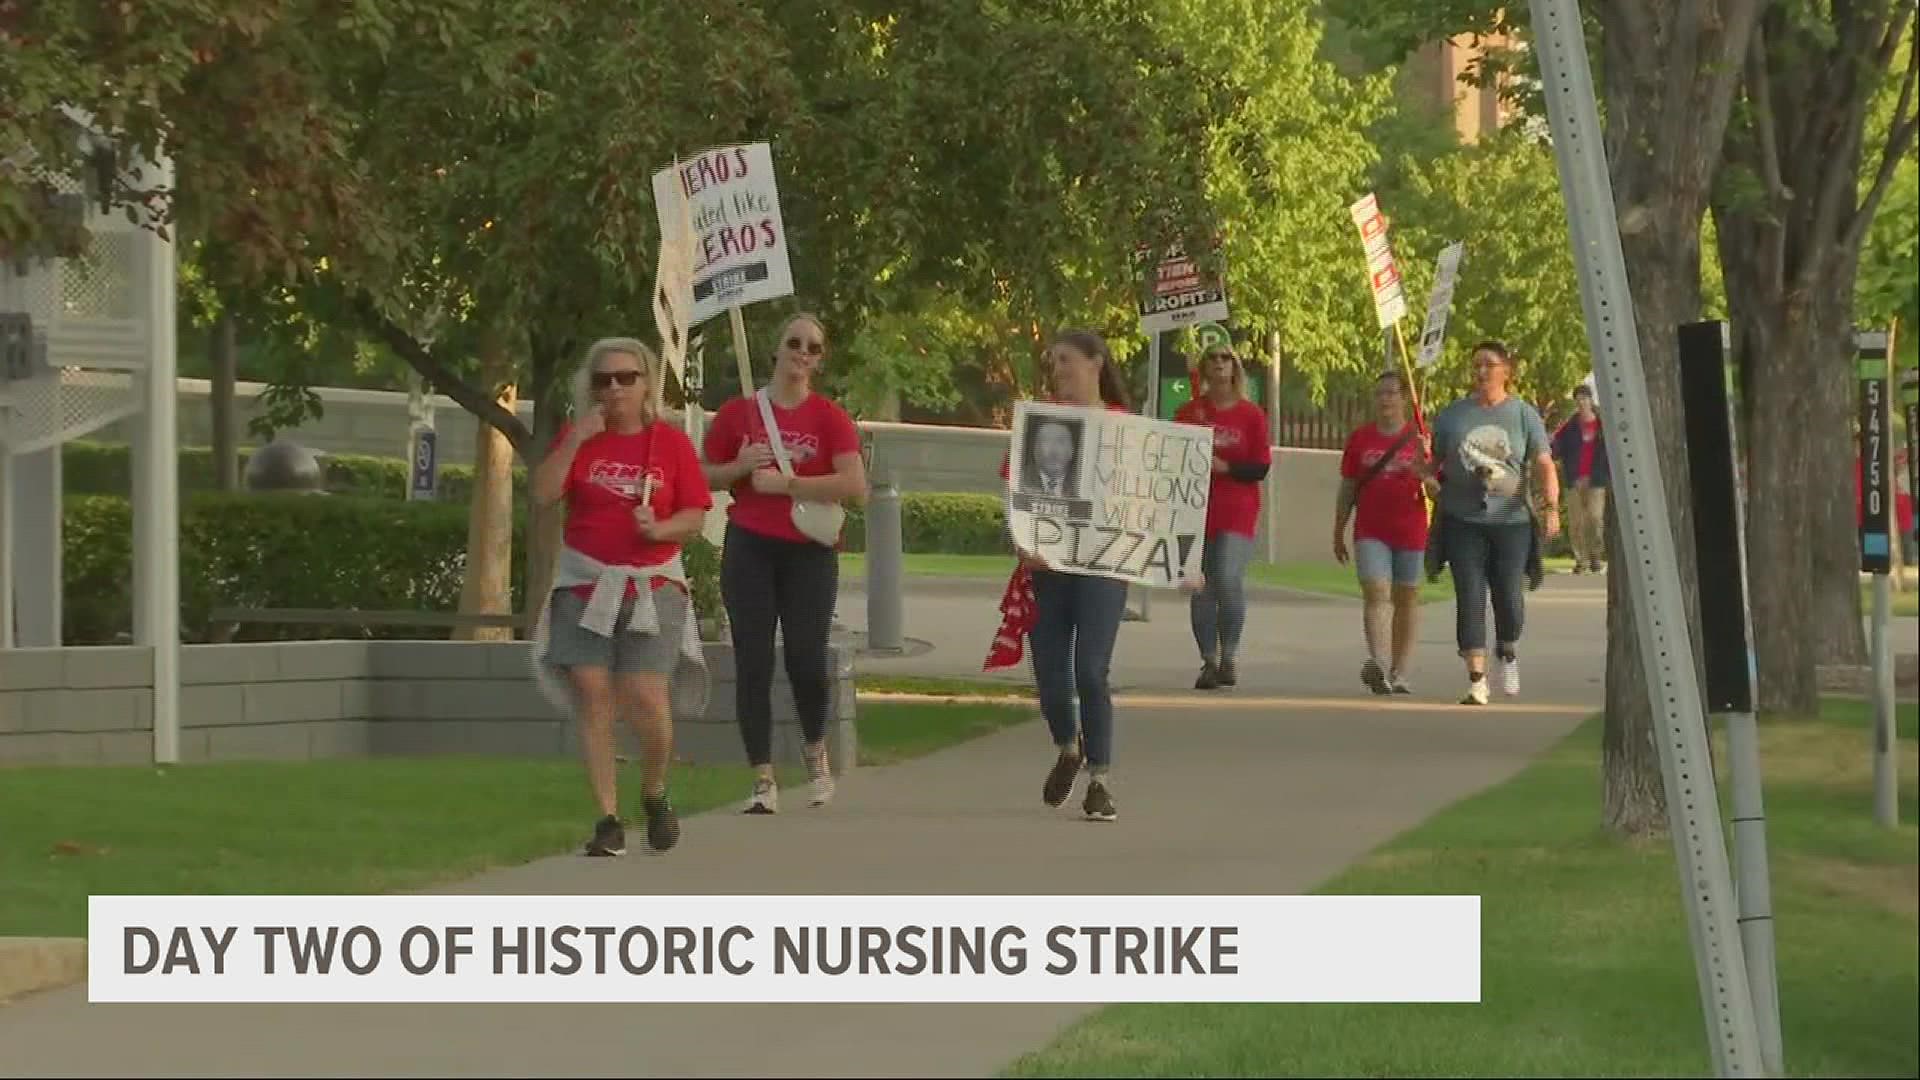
[1174,344,1272,690]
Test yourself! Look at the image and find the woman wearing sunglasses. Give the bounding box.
[531,338,714,858]
[1173,343,1272,691]
[703,313,867,815]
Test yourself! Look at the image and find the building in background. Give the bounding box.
[1403,32,1519,144]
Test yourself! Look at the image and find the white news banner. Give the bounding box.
[90,894,1481,1005]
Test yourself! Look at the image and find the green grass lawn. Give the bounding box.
[841,552,1456,602]
[0,700,1027,939]
[855,699,1035,766]
[1004,697,1920,1079]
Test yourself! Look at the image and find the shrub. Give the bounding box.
[61,493,720,645]
[841,492,1007,556]
[60,440,523,503]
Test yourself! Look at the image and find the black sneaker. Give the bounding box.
[1361,657,1390,695]
[642,793,680,852]
[1083,776,1117,822]
[1043,748,1083,807]
[1195,662,1220,691]
[584,814,625,857]
[1217,659,1238,688]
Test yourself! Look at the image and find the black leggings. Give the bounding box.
[720,521,840,766]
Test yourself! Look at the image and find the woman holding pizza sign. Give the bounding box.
[987,330,1145,823]
[703,313,867,816]
[1174,342,1273,691]
[1332,370,1433,696]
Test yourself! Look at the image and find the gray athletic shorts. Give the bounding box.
[544,584,689,676]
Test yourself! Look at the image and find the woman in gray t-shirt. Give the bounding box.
[1424,342,1562,704]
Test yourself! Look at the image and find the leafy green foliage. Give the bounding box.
[839,493,1008,556]
[1384,127,1592,411]
[61,492,721,645]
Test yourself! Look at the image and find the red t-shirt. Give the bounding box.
[1174,397,1272,539]
[1577,417,1600,480]
[554,420,713,600]
[704,391,862,545]
[1340,421,1431,552]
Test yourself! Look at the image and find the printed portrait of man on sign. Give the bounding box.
[1011,412,1094,520]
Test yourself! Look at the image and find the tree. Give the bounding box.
[1712,1,1918,714]
[1382,126,1594,412]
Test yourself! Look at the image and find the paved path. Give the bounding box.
[0,574,1605,1078]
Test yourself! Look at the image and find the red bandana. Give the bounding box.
[983,563,1037,671]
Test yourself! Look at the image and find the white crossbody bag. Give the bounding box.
[755,389,846,548]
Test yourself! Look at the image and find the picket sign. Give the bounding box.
[1414,241,1466,370]
[1005,401,1211,590]
[650,142,798,398]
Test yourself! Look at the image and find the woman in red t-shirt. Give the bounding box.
[1332,370,1433,696]
[702,313,867,816]
[1173,344,1272,691]
[531,337,714,858]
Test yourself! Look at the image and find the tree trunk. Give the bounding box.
[455,331,518,642]
[1714,210,1821,714]
[1808,258,1869,669]
[210,313,239,491]
[1591,0,1761,837]
[520,343,567,640]
[1601,247,1707,837]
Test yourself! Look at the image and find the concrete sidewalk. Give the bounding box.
[0,573,1606,1077]
[0,696,1589,1078]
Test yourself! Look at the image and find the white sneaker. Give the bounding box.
[806,745,835,807]
[1461,678,1490,706]
[744,776,778,815]
[1496,655,1521,696]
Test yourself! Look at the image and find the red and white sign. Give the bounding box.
[1349,193,1408,329]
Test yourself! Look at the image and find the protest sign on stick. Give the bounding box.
[1006,402,1210,589]
[651,142,796,396]
[1414,241,1465,370]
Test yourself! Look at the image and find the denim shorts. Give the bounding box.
[1354,538,1424,587]
[544,585,688,676]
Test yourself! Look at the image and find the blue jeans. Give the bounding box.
[1443,516,1532,655]
[1190,530,1255,662]
[1028,569,1129,768]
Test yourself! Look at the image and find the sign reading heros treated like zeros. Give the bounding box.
[650,143,797,328]
[1005,401,1212,589]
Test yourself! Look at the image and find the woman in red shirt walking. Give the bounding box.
[531,337,714,857]
[1174,344,1272,690]
[703,314,867,816]
[1332,371,1433,695]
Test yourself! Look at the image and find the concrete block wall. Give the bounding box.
[0,640,857,770]
[87,379,1344,566]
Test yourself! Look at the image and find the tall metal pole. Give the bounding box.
[1528,1,1766,1075]
[1680,321,1783,1075]
[138,157,182,766]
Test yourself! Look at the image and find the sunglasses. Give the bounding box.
[785,336,824,356]
[591,369,644,390]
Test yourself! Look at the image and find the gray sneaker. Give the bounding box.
[1083,775,1117,822]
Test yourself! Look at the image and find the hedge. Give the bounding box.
[61,439,523,503]
[62,493,720,646]
[840,493,1007,556]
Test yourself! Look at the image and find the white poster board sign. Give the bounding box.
[1006,401,1211,588]
[650,143,796,327]
[1348,193,1408,329]
[1135,241,1230,334]
[1414,240,1466,369]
